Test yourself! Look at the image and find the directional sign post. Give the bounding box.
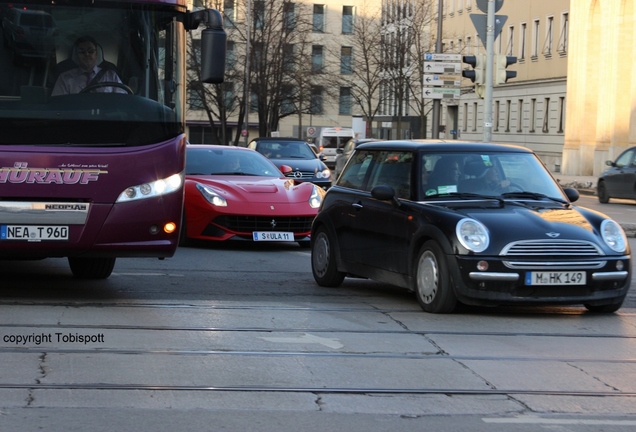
[423,88,461,100]
[424,61,462,74]
[424,74,461,87]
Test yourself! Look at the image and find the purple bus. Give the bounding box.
[0,0,226,278]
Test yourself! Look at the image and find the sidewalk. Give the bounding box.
[553,173,636,238]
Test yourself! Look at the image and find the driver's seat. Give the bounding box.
[52,42,119,87]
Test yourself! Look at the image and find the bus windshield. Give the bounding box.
[0,2,186,146]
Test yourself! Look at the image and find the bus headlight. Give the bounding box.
[116,172,183,203]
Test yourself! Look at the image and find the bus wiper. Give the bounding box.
[501,191,568,204]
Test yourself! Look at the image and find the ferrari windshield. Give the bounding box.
[0,2,185,146]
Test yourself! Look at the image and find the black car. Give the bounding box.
[597,146,636,203]
[248,137,332,189]
[311,140,631,314]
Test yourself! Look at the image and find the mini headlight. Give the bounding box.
[601,219,627,253]
[196,183,228,207]
[456,218,489,253]
[116,172,183,203]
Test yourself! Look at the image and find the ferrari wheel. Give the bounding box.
[311,226,345,287]
[414,241,457,314]
[597,181,610,204]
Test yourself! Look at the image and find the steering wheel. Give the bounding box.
[80,81,133,94]
[496,181,524,193]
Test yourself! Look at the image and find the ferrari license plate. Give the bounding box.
[525,271,586,286]
[1,225,69,241]
[252,231,294,242]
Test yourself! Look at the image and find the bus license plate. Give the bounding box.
[252,231,294,242]
[525,271,586,286]
[1,225,69,241]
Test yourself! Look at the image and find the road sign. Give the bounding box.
[423,74,461,87]
[423,87,461,99]
[306,126,316,137]
[476,0,504,13]
[424,53,462,62]
[424,61,462,74]
[470,14,508,48]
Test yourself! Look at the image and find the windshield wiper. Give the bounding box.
[424,192,504,205]
[501,191,568,204]
[215,172,259,176]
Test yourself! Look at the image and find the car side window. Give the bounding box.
[615,150,635,168]
[367,151,413,199]
[337,150,373,190]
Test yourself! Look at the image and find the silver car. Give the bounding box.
[334,138,379,179]
[2,8,56,64]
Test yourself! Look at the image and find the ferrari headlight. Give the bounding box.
[116,172,183,203]
[196,183,227,207]
[601,219,627,253]
[315,169,331,179]
[309,185,324,209]
[456,218,489,253]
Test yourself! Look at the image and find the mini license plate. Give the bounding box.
[1,225,69,241]
[525,271,586,286]
[252,231,294,242]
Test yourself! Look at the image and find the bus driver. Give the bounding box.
[52,36,126,96]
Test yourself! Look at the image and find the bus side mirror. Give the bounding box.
[187,9,226,84]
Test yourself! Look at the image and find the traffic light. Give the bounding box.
[495,54,517,85]
[462,54,486,98]
[462,54,486,85]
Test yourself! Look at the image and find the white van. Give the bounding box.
[318,127,355,168]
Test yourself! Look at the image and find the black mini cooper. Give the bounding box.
[310,140,631,314]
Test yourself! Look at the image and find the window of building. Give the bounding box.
[542,97,550,133]
[342,6,354,34]
[283,44,294,73]
[520,23,527,61]
[340,46,353,74]
[189,86,204,110]
[226,40,236,69]
[281,84,295,114]
[530,98,536,132]
[505,100,511,132]
[517,99,524,132]
[222,82,235,111]
[472,102,478,131]
[463,103,468,131]
[558,96,565,133]
[312,45,323,73]
[506,26,514,56]
[339,87,352,115]
[188,126,214,144]
[532,19,540,59]
[313,4,325,32]
[223,0,235,28]
[250,90,258,112]
[543,16,554,57]
[254,1,265,29]
[310,86,323,114]
[494,100,500,131]
[283,2,296,31]
[558,12,569,55]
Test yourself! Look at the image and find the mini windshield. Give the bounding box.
[0,3,185,146]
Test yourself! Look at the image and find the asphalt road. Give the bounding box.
[1,238,635,431]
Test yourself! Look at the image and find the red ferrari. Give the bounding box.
[181,145,326,247]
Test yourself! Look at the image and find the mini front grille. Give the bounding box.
[501,240,603,257]
[214,215,314,233]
